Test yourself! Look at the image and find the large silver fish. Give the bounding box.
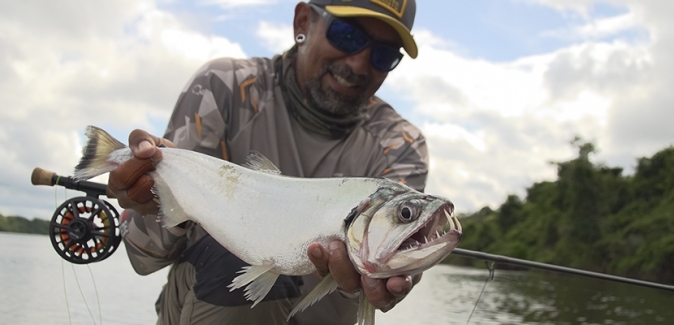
[74,126,463,325]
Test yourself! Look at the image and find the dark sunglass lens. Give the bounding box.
[327,19,369,54]
[371,44,403,71]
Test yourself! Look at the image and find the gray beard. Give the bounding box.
[303,63,370,116]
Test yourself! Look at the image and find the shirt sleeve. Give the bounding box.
[373,107,429,192]
[123,59,236,275]
[122,210,190,275]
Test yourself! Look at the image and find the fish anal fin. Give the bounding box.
[288,273,339,320]
[227,263,278,307]
[357,294,376,325]
[244,151,281,174]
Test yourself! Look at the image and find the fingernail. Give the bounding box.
[311,248,323,259]
[139,141,153,151]
[391,285,404,294]
[329,241,341,252]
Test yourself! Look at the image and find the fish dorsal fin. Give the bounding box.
[244,151,281,174]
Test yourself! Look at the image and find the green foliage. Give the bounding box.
[0,213,50,235]
[450,141,674,284]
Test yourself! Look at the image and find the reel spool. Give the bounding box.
[49,196,122,264]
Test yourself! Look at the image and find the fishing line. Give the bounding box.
[87,264,104,325]
[61,259,73,325]
[71,263,99,325]
[56,178,74,325]
[466,261,495,325]
[55,182,103,325]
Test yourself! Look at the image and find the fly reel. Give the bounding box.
[49,196,121,264]
[32,167,122,264]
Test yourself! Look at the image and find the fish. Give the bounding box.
[74,125,463,325]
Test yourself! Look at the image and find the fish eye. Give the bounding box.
[399,205,416,223]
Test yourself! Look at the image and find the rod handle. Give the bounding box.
[31,167,56,186]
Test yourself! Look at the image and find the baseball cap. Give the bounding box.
[308,0,418,58]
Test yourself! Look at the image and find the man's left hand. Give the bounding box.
[307,241,415,312]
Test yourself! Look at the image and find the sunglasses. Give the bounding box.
[310,4,404,72]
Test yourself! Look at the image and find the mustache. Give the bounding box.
[322,63,369,87]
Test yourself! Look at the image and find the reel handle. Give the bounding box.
[31,167,114,198]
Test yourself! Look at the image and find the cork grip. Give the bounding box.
[31,167,56,186]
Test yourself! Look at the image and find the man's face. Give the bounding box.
[295,7,402,115]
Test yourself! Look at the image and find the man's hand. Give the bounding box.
[107,129,175,215]
[307,241,416,312]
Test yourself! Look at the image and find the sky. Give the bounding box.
[1,0,672,220]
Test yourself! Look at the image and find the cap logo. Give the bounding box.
[370,0,407,19]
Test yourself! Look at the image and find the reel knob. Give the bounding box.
[49,196,121,264]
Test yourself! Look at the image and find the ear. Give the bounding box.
[293,2,312,37]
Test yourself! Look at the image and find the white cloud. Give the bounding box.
[0,0,245,219]
[256,21,294,54]
[2,0,674,220]
[385,1,672,212]
[542,12,641,40]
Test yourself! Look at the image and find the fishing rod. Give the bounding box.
[32,167,674,294]
[451,248,674,293]
[31,167,122,264]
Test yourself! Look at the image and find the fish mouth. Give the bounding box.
[397,203,462,252]
[365,202,462,278]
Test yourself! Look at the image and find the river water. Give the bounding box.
[1,232,672,324]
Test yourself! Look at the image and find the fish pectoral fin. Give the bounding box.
[287,273,339,320]
[357,294,376,325]
[227,263,279,307]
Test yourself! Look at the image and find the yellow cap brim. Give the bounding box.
[325,6,418,59]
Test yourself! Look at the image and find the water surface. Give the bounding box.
[1,232,672,324]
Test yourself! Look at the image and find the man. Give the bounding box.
[108,0,428,324]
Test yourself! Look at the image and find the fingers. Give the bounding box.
[126,174,155,203]
[307,242,330,277]
[128,129,176,160]
[106,129,173,215]
[109,157,155,190]
[361,275,413,313]
[327,241,361,293]
[307,241,360,293]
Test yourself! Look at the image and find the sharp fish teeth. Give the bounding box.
[455,215,462,233]
[446,209,456,230]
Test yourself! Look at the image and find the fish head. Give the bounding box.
[346,189,461,279]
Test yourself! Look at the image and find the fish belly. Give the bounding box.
[152,149,382,275]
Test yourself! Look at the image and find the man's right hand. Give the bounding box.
[107,129,175,215]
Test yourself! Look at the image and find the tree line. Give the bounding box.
[451,138,674,284]
[0,214,50,234]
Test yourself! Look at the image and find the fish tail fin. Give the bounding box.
[227,263,279,307]
[357,294,376,325]
[288,273,339,320]
[74,126,128,180]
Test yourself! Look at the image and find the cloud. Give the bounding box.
[0,0,245,219]
[3,0,674,220]
[541,12,641,40]
[256,21,294,54]
[384,1,672,212]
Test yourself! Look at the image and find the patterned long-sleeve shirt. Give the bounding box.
[122,52,428,324]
